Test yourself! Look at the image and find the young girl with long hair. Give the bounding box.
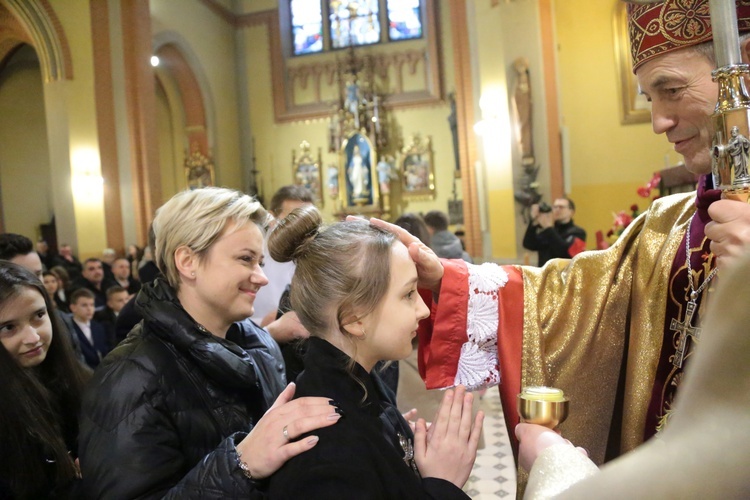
[0,262,89,498]
[267,206,484,498]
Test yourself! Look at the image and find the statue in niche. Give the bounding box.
[348,144,369,200]
[511,57,542,221]
[328,164,339,199]
[376,155,397,194]
[184,145,215,190]
[512,57,534,165]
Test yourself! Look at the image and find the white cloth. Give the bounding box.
[74,318,93,345]
[250,247,296,324]
[525,444,598,499]
[454,262,507,390]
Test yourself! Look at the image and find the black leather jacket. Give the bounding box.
[78,279,285,499]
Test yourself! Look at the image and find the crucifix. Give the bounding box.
[669,299,702,369]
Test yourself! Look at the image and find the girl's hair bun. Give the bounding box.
[267,205,323,263]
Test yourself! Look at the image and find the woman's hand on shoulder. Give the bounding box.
[235,382,341,479]
[265,311,310,343]
[413,385,484,488]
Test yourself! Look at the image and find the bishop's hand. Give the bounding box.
[349,216,445,294]
[515,423,588,471]
[705,200,750,269]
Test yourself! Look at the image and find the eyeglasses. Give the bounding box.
[552,205,569,210]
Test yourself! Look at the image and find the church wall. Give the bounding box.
[467,0,550,262]
[242,1,462,223]
[0,47,53,240]
[155,79,183,200]
[48,1,107,259]
[554,0,679,247]
[150,0,243,191]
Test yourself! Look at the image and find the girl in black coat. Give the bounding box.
[267,206,484,499]
[0,262,90,498]
[78,188,342,499]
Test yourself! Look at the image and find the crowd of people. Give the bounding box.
[0,187,484,499]
[2,1,750,498]
[0,233,149,371]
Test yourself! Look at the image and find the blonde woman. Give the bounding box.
[79,188,341,498]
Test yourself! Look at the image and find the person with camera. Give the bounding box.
[522,197,586,266]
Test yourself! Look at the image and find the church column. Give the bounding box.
[539,0,563,199]
[120,0,161,246]
[449,0,482,257]
[90,0,125,254]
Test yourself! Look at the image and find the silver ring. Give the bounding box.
[282,424,290,441]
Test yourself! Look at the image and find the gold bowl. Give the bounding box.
[517,386,569,429]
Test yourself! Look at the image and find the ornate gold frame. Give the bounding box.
[184,148,215,189]
[613,2,651,125]
[401,134,436,201]
[292,140,324,206]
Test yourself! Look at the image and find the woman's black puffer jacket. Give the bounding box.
[78,278,286,499]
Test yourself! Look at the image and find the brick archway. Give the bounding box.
[0,0,72,82]
[154,43,209,160]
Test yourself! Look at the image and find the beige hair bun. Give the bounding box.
[268,205,323,263]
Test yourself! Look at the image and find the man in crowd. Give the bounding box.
[0,233,43,278]
[523,198,586,266]
[378,0,750,472]
[101,248,117,283]
[36,239,54,270]
[70,258,116,312]
[111,257,141,295]
[423,210,472,262]
[52,243,83,281]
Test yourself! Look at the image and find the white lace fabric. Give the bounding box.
[453,262,508,390]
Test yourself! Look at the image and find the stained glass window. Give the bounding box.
[387,0,422,41]
[291,0,323,55]
[329,0,380,49]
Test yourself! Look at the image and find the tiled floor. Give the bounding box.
[397,350,517,499]
[462,388,517,499]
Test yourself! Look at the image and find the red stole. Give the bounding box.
[644,175,720,440]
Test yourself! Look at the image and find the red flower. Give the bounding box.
[630,204,639,212]
[637,186,651,198]
[613,211,633,228]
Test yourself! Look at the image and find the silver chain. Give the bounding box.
[685,213,719,301]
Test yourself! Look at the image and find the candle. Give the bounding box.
[519,386,566,402]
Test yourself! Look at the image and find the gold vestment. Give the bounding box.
[521,192,695,464]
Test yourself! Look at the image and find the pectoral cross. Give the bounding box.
[669,300,702,369]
